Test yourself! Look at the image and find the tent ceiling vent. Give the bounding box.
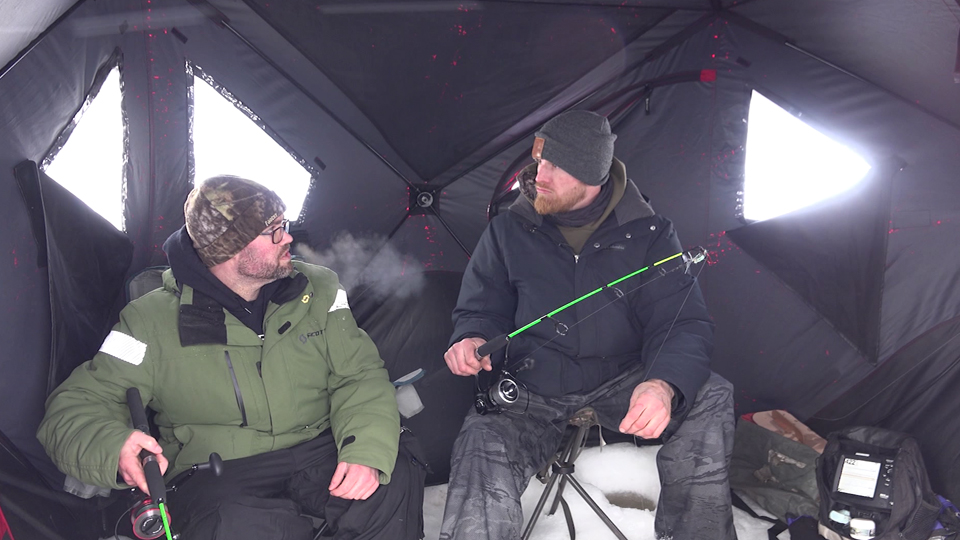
[409,186,442,216]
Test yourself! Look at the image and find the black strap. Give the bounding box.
[731,491,789,540]
[558,495,576,540]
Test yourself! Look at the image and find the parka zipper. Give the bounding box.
[224,351,248,427]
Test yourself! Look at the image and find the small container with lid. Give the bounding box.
[848,517,876,540]
[828,508,851,526]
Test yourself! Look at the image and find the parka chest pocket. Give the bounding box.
[265,317,332,393]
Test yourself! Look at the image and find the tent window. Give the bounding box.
[190,65,312,221]
[743,90,871,222]
[44,66,125,231]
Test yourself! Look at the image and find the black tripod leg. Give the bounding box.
[521,469,564,540]
[558,495,576,540]
[549,475,570,516]
[549,425,589,516]
[564,474,628,540]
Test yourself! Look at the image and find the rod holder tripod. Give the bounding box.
[521,408,627,540]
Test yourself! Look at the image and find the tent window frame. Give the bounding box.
[40,47,128,231]
[43,49,125,170]
[185,60,320,222]
[739,87,873,224]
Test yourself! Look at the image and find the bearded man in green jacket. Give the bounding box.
[37,175,424,539]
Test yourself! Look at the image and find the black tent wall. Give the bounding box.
[2,0,960,522]
[0,0,139,489]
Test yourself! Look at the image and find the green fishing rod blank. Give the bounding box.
[475,251,690,359]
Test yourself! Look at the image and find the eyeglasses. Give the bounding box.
[260,219,290,244]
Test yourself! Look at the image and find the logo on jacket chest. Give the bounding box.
[299,330,322,344]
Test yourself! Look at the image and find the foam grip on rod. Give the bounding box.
[126,387,150,434]
[475,334,509,359]
[126,388,167,503]
[140,458,166,503]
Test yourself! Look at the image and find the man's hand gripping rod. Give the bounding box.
[127,387,174,540]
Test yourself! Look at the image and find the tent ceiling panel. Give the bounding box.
[704,248,875,418]
[430,8,711,185]
[296,177,411,254]
[381,214,472,274]
[722,22,928,166]
[438,19,724,254]
[204,0,423,184]
[727,165,893,363]
[242,0,675,180]
[729,0,960,128]
[437,145,519,256]
[0,28,120,165]
[606,76,716,247]
[294,214,470,301]
[0,0,77,73]
[719,22,960,365]
[177,12,413,247]
[882,212,960,358]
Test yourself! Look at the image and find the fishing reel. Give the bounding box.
[475,370,522,415]
[127,452,223,539]
[130,496,174,540]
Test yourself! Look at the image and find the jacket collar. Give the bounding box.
[163,266,309,347]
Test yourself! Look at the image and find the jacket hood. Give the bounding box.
[509,157,654,226]
[162,226,302,337]
[164,226,236,302]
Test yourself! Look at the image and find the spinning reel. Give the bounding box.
[128,452,224,540]
[474,370,522,415]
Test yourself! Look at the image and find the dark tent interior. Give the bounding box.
[2,0,960,538]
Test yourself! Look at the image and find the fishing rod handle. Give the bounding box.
[475,333,509,359]
[126,387,167,503]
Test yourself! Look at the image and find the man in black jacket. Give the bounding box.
[440,111,737,539]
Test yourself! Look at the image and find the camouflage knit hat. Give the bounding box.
[184,175,286,267]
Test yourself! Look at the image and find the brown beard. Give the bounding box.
[533,181,587,215]
[236,246,293,281]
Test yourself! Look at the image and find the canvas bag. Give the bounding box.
[731,419,822,522]
[816,426,942,540]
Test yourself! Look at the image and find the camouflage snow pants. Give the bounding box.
[439,370,738,540]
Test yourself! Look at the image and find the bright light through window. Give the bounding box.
[193,75,310,220]
[45,68,124,230]
[743,91,871,222]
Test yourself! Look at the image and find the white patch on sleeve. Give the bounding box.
[328,289,350,312]
[99,331,147,366]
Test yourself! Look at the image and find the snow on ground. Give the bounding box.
[423,442,784,540]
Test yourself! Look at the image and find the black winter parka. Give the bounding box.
[450,160,713,417]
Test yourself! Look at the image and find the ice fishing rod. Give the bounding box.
[475,246,709,360]
[127,388,175,540]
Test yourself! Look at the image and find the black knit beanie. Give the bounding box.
[533,110,617,186]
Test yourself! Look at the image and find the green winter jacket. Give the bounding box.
[37,261,400,488]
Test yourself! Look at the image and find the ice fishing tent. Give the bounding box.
[3,0,960,536]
